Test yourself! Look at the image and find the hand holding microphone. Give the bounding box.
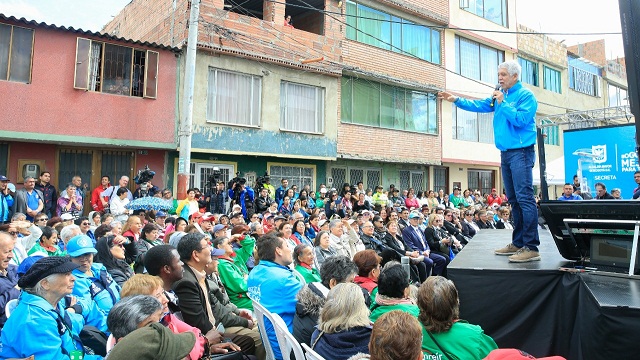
[490,84,501,107]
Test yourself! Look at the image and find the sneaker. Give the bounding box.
[494,243,522,256]
[508,248,541,263]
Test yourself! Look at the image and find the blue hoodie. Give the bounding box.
[454,81,538,151]
[248,260,303,360]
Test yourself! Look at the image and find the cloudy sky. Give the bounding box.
[0,0,626,57]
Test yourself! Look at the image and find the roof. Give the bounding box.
[0,13,181,53]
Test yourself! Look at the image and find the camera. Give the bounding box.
[254,172,270,193]
[207,167,222,187]
[227,172,246,201]
[134,165,155,185]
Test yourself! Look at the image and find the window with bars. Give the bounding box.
[433,167,448,193]
[399,170,425,193]
[100,151,134,185]
[467,169,494,196]
[455,36,504,85]
[330,167,381,190]
[207,68,261,127]
[74,38,159,98]
[0,23,34,83]
[452,106,495,144]
[269,164,315,190]
[518,57,538,86]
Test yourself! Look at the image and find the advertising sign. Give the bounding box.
[564,124,639,199]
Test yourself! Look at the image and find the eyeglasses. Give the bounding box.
[8,231,17,236]
[37,218,48,222]
[81,222,90,226]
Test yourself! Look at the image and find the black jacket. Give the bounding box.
[254,196,273,213]
[172,265,214,333]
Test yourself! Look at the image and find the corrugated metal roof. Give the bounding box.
[0,13,181,53]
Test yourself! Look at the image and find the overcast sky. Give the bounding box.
[0,0,626,58]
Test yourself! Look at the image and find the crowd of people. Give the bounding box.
[0,169,568,360]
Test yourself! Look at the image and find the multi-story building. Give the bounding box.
[0,14,179,205]
[440,0,517,196]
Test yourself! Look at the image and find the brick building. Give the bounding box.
[0,14,179,206]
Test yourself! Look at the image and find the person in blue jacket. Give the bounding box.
[1,256,102,359]
[438,60,540,263]
[67,234,121,315]
[247,232,303,360]
[228,182,255,219]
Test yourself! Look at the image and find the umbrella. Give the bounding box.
[125,197,173,211]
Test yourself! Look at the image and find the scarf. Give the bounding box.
[374,293,415,306]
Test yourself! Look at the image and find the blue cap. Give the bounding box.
[17,255,45,276]
[213,224,227,233]
[156,211,168,218]
[66,235,98,257]
[0,175,8,181]
[408,211,421,219]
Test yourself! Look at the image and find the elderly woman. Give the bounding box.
[294,244,321,283]
[353,249,381,303]
[384,220,427,283]
[417,276,497,359]
[119,275,231,359]
[213,233,255,310]
[68,234,121,314]
[57,183,83,219]
[0,257,102,359]
[313,230,336,269]
[309,283,372,360]
[110,187,131,223]
[95,235,137,286]
[370,264,418,322]
[28,225,64,256]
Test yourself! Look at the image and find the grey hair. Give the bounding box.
[329,219,342,230]
[498,60,521,79]
[26,273,66,298]
[107,295,162,339]
[318,283,370,333]
[11,212,26,221]
[60,224,81,243]
[110,221,122,229]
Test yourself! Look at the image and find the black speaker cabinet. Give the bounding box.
[619,0,640,122]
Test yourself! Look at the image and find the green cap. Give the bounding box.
[107,322,195,360]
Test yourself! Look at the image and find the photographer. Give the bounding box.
[132,180,159,199]
[254,187,273,214]
[227,178,255,219]
[206,181,227,215]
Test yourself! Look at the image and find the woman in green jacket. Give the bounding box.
[370,264,419,322]
[294,244,321,283]
[213,231,255,310]
[417,276,497,360]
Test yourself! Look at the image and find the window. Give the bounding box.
[543,66,561,94]
[568,57,601,97]
[608,84,628,107]
[452,106,495,144]
[399,170,425,193]
[433,167,448,193]
[0,144,7,176]
[207,68,261,127]
[467,169,494,196]
[518,57,538,86]
[189,162,235,192]
[461,0,508,26]
[329,167,382,190]
[342,77,438,134]
[280,81,325,133]
[540,119,559,146]
[74,38,159,98]
[455,36,504,84]
[269,163,315,190]
[346,1,441,64]
[0,24,34,83]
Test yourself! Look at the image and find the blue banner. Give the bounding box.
[564,124,639,199]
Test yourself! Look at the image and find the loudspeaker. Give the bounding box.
[618,1,640,132]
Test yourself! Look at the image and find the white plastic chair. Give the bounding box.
[271,311,305,360]
[5,299,18,318]
[301,343,326,360]
[252,299,277,360]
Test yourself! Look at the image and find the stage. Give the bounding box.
[448,229,640,360]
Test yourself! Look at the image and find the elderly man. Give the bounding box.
[102,175,133,204]
[0,232,19,328]
[594,182,615,200]
[12,177,44,222]
[59,224,82,252]
[247,233,302,360]
[439,60,540,263]
[402,212,446,277]
[328,219,361,259]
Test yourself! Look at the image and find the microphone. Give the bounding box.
[490,84,501,107]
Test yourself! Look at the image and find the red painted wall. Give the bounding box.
[0,20,178,146]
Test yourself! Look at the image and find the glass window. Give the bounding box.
[541,119,559,146]
[468,170,494,196]
[269,164,315,190]
[452,106,494,144]
[608,83,628,107]
[462,0,508,27]
[455,36,503,84]
[207,68,261,126]
[342,77,438,134]
[433,167,448,193]
[280,81,324,134]
[0,24,34,83]
[346,1,440,64]
[543,66,561,94]
[518,57,538,86]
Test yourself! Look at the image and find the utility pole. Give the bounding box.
[177,0,200,200]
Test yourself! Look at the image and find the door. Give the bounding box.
[190,163,235,195]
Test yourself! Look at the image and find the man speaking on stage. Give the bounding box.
[438,60,540,263]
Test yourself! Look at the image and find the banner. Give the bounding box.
[564,124,639,199]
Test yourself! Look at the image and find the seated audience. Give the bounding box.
[28,225,64,256]
[353,249,381,303]
[310,283,372,360]
[417,276,497,359]
[106,322,197,360]
[384,220,427,283]
[94,235,136,286]
[294,243,321,283]
[134,223,163,273]
[370,264,419,322]
[0,232,20,329]
[314,230,336,269]
[213,232,254,310]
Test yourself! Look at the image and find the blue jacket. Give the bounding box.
[454,81,538,151]
[275,186,288,204]
[72,262,121,315]
[228,187,255,218]
[0,292,101,359]
[558,194,583,201]
[248,260,303,360]
[0,193,13,223]
[0,264,20,328]
[402,226,430,253]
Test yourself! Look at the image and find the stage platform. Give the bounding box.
[448,229,640,360]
